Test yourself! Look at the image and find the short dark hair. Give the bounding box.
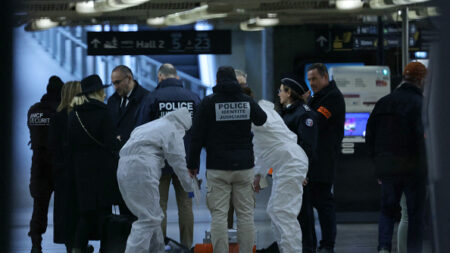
[112,65,133,78]
[216,66,237,82]
[307,63,328,77]
[158,63,178,78]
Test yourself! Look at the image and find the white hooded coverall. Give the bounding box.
[252,100,309,253]
[117,108,196,253]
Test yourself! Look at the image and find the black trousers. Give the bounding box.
[28,150,54,248]
[298,181,336,252]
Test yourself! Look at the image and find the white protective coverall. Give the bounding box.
[117,108,196,253]
[252,100,309,253]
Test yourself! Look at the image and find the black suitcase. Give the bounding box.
[165,237,191,253]
[99,214,137,253]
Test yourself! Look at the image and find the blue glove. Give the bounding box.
[188,192,194,198]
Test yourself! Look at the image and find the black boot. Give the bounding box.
[30,234,42,253]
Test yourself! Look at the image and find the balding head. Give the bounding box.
[111,65,135,96]
[158,63,178,82]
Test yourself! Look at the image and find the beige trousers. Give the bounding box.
[206,169,255,253]
[159,173,194,248]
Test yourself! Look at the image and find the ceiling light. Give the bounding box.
[240,22,264,32]
[25,18,59,31]
[121,0,148,4]
[393,0,430,4]
[267,13,277,18]
[336,0,364,10]
[146,17,165,26]
[255,17,279,27]
[369,0,396,9]
[163,4,230,26]
[240,19,264,32]
[76,0,150,14]
[75,1,96,14]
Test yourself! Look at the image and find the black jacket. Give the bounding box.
[308,80,345,182]
[280,101,318,162]
[48,110,77,244]
[366,82,426,178]
[136,78,201,174]
[68,99,120,211]
[136,78,201,125]
[107,81,149,146]
[187,79,267,171]
[27,93,60,150]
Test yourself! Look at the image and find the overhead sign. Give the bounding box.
[87,30,231,55]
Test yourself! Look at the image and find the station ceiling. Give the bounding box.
[14,0,437,30]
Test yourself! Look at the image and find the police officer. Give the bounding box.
[306,63,345,253]
[137,63,200,249]
[188,66,267,253]
[278,77,318,253]
[27,75,63,253]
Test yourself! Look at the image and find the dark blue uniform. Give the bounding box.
[136,77,201,172]
[136,77,201,246]
[305,80,345,252]
[280,100,318,253]
[27,92,60,250]
[280,101,318,161]
[187,79,267,171]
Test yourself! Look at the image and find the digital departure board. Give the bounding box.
[87,30,231,55]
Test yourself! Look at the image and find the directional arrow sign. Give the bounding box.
[90,38,101,48]
[316,36,328,47]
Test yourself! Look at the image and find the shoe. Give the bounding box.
[317,247,334,253]
[378,248,390,253]
[30,247,42,253]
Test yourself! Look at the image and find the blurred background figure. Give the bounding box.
[366,62,428,253]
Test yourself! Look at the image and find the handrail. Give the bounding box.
[29,26,209,98]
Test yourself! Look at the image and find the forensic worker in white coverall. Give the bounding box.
[117,108,197,253]
[252,100,309,253]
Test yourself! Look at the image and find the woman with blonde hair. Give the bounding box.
[67,75,120,253]
[49,81,82,252]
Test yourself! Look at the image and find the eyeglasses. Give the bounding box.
[112,77,128,86]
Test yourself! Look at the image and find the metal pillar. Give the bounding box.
[401,7,409,70]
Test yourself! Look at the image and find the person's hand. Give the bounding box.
[302,90,311,102]
[377,179,382,185]
[188,169,198,178]
[116,135,122,142]
[253,175,261,193]
[302,177,309,187]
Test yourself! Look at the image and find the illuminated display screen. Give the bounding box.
[344,112,370,137]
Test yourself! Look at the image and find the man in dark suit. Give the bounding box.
[108,65,149,146]
[107,65,149,215]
